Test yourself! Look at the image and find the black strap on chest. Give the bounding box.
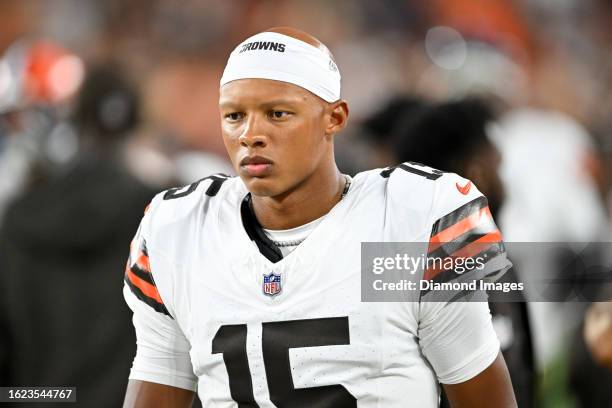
[240,193,283,263]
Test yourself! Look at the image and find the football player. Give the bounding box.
[122,27,517,407]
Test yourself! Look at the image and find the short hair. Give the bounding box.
[392,98,496,172]
[361,95,427,145]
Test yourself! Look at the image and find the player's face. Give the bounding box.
[219,79,332,197]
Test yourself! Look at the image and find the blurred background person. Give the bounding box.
[405,2,612,407]
[0,63,159,407]
[0,40,85,221]
[392,97,536,408]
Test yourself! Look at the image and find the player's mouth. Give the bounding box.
[239,155,274,177]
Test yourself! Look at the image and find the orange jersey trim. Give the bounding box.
[126,265,164,304]
[424,230,503,281]
[429,206,493,252]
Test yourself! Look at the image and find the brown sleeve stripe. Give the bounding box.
[127,239,154,285]
[125,276,171,317]
[129,262,154,286]
[420,243,506,296]
[424,230,503,281]
[125,268,171,317]
[125,262,164,304]
[429,206,494,253]
[124,239,171,317]
[430,196,488,238]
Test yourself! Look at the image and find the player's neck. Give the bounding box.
[250,165,346,230]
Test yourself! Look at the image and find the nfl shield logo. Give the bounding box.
[263,272,282,297]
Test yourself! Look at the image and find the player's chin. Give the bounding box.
[242,175,282,197]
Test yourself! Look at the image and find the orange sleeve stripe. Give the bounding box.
[424,230,503,280]
[452,230,503,259]
[136,252,151,273]
[475,229,503,243]
[429,206,493,252]
[126,268,164,304]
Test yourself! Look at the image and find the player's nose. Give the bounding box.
[239,115,268,148]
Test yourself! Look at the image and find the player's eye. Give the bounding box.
[268,110,292,120]
[224,112,244,122]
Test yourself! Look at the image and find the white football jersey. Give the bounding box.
[124,162,508,407]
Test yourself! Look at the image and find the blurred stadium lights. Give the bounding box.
[0,39,84,114]
[425,26,468,70]
[45,54,84,103]
[23,41,84,105]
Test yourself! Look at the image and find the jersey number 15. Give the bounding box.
[212,316,357,407]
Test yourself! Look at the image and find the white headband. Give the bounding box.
[220,32,341,103]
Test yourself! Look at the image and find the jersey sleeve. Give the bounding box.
[418,172,509,384]
[123,195,197,391]
[124,285,197,390]
[419,301,500,384]
[422,172,512,297]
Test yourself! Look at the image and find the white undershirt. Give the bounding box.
[263,215,325,257]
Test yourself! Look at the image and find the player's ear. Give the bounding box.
[324,99,349,139]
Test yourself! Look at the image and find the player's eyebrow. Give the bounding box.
[219,100,240,109]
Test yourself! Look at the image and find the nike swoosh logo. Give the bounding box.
[456,181,472,195]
